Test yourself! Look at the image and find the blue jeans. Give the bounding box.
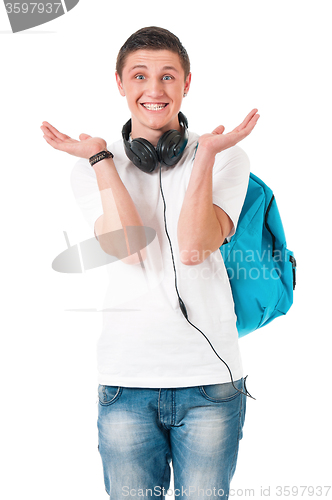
[97,378,246,499]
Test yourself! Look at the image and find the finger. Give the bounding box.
[243,112,260,135]
[227,113,260,142]
[241,108,258,128]
[232,109,259,133]
[79,133,92,140]
[43,135,60,149]
[211,125,225,135]
[40,124,61,141]
[41,125,60,141]
[41,121,69,140]
[41,127,64,145]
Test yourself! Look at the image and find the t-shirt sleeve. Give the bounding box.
[212,145,250,239]
[70,157,104,234]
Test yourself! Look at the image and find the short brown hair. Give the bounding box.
[116,26,190,81]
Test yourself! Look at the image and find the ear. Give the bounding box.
[115,71,126,96]
[184,72,192,95]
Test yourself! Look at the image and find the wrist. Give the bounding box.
[89,147,107,157]
[193,144,215,169]
[92,157,116,174]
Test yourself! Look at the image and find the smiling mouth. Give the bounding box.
[141,103,168,111]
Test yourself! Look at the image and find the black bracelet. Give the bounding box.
[89,150,114,167]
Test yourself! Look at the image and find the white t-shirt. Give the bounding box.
[70,131,250,388]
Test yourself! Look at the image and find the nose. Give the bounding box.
[145,77,165,98]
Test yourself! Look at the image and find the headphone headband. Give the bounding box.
[122,112,189,173]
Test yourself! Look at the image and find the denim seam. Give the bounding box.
[160,457,170,500]
[199,380,242,403]
[199,387,241,403]
[171,389,175,426]
[229,391,243,484]
[99,386,122,406]
[158,388,162,425]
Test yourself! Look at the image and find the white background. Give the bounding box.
[1,1,331,499]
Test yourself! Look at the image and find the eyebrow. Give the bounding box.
[129,64,180,73]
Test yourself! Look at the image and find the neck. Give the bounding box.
[131,127,165,147]
[131,116,181,147]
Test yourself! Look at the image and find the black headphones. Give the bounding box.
[122,112,189,173]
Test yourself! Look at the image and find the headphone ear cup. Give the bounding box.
[157,129,188,167]
[129,138,159,173]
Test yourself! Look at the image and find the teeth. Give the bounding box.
[142,103,167,110]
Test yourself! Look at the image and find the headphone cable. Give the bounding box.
[158,162,255,400]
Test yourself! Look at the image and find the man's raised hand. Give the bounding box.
[198,109,260,158]
[40,121,107,159]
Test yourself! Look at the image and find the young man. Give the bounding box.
[41,26,259,500]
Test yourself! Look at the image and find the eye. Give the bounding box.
[135,74,145,80]
[162,75,174,81]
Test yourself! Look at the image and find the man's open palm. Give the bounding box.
[198,109,260,156]
[40,121,106,159]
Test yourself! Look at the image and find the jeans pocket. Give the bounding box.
[199,378,243,402]
[98,385,123,406]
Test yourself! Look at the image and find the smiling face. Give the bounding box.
[116,49,191,146]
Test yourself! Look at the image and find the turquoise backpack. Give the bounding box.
[220,173,296,337]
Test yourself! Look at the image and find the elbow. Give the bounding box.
[121,247,147,266]
[179,236,223,266]
[96,226,148,265]
[181,257,201,266]
[98,240,147,266]
[179,247,212,266]
[180,249,199,266]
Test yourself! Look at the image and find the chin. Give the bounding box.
[148,114,178,131]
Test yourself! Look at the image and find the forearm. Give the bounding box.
[93,156,145,262]
[177,147,223,265]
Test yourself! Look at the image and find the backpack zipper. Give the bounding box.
[264,195,276,257]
